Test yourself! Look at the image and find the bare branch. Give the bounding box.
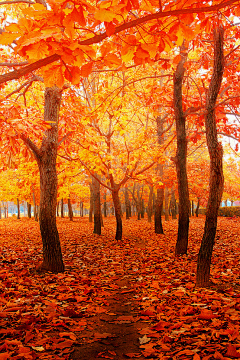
[58,131,73,147]
[0,0,34,4]
[0,61,28,67]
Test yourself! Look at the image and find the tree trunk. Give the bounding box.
[92,175,101,235]
[32,190,38,221]
[155,187,164,234]
[192,200,194,216]
[21,86,65,273]
[170,189,177,220]
[68,197,73,221]
[195,198,200,217]
[173,45,190,256]
[17,198,20,219]
[124,186,131,220]
[112,189,122,240]
[155,115,165,234]
[196,27,224,287]
[103,193,107,217]
[61,198,64,218]
[164,187,169,221]
[141,198,144,218]
[27,203,31,218]
[56,201,59,217]
[147,186,153,222]
[89,183,93,222]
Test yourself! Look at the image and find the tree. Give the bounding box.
[196,26,224,287]
[21,86,65,273]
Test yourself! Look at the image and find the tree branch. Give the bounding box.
[0,0,237,85]
[0,54,60,85]
[20,134,40,159]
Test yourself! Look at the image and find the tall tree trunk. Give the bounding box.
[164,187,169,221]
[32,190,38,221]
[141,198,144,218]
[17,198,20,219]
[124,187,131,220]
[196,27,224,287]
[170,189,177,220]
[68,197,73,221]
[195,198,200,217]
[27,203,31,218]
[155,115,164,234]
[192,200,194,216]
[173,45,190,256]
[56,201,59,217]
[92,175,101,235]
[155,187,164,234]
[89,183,93,222]
[112,189,122,240]
[103,193,107,217]
[21,86,65,273]
[61,198,64,218]
[147,186,153,222]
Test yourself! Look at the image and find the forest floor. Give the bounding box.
[0,215,240,360]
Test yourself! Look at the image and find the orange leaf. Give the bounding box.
[80,62,93,77]
[198,309,216,320]
[225,344,240,358]
[0,354,9,360]
[71,6,86,26]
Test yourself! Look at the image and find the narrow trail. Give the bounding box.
[70,226,153,360]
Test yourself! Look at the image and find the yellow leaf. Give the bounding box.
[121,45,136,63]
[0,33,18,45]
[95,9,116,22]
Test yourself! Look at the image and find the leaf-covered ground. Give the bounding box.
[1,215,240,360]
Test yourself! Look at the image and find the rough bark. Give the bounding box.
[155,188,164,234]
[196,27,224,287]
[169,189,177,219]
[27,203,31,218]
[174,45,190,256]
[192,200,194,216]
[32,190,38,221]
[103,193,107,217]
[112,189,122,240]
[124,187,131,219]
[56,201,59,217]
[164,187,169,221]
[17,198,20,219]
[155,115,164,234]
[60,198,64,218]
[92,175,101,235]
[89,183,93,222]
[141,198,144,218]
[147,186,153,222]
[68,197,74,221]
[195,198,200,217]
[21,86,65,273]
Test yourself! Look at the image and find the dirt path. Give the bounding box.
[70,231,151,360]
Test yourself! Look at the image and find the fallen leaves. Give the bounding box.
[1,216,240,360]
